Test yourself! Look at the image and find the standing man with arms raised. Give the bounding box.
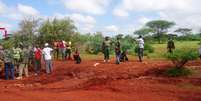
[136,35,144,62]
[42,43,53,74]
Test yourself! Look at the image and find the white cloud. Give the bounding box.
[113,9,128,17]
[17,4,39,16]
[104,25,119,33]
[70,13,96,33]
[61,0,110,15]
[114,0,201,31]
[138,17,152,25]
[0,1,7,14]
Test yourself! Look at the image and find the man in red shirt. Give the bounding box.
[34,45,42,75]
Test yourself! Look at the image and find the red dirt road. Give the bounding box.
[0,59,201,101]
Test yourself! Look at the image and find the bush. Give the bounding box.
[165,67,192,77]
[85,33,103,54]
[165,49,198,68]
[135,44,154,55]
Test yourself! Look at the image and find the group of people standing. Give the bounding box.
[0,43,54,80]
[101,35,144,64]
[53,40,81,64]
[0,39,82,80]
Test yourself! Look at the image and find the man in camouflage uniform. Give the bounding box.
[3,48,15,80]
[167,38,175,53]
[12,44,22,74]
[16,45,29,79]
[102,37,111,63]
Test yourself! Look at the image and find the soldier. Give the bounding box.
[115,38,121,64]
[3,48,15,80]
[12,44,22,74]
[102,37,111,63]
[136,35,144,62]
[167,38,175,53]
[16,45,29,79]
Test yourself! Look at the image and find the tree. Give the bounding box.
[39,18,76,45]
[146,20,175,43]
[175,28,192,36]
[134,28,153,36]
[14,17,40,46]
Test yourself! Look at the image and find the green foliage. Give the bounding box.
[135,44,154,55]
[165,49,198,68]
[165,67,192,77]
[134,28,154,36]
[175,28,192,36]
[39,18,76,45]
[85,33,104,54]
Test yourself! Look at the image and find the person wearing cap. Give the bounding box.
[42,43,53,74]
[136,35,144,62]
[115,38,121,64]
[167,38,175,53]
[102,37,111,63]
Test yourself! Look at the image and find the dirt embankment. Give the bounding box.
[0,59,201,101]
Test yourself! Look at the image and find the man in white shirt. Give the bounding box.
[42,43,53,74]
[136,35,144,62]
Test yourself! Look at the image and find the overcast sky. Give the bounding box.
[1,0,201,36]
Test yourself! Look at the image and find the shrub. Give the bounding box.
[165,49,198,68]
[165,67,192,77]
[135,44,154,56]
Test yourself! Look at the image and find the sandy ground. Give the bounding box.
[0,59,201,101]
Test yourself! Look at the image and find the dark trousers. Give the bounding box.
[115,51,121,64]
[54,49,59,60]
[73,55,81,64]
[4,63,15,80]
[34,59,41,74]
[168,48,173,53]
[138,48,144,62]
[65,49,72,60]
[104,47,110,61]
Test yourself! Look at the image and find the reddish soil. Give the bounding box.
[0,59,201,101]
